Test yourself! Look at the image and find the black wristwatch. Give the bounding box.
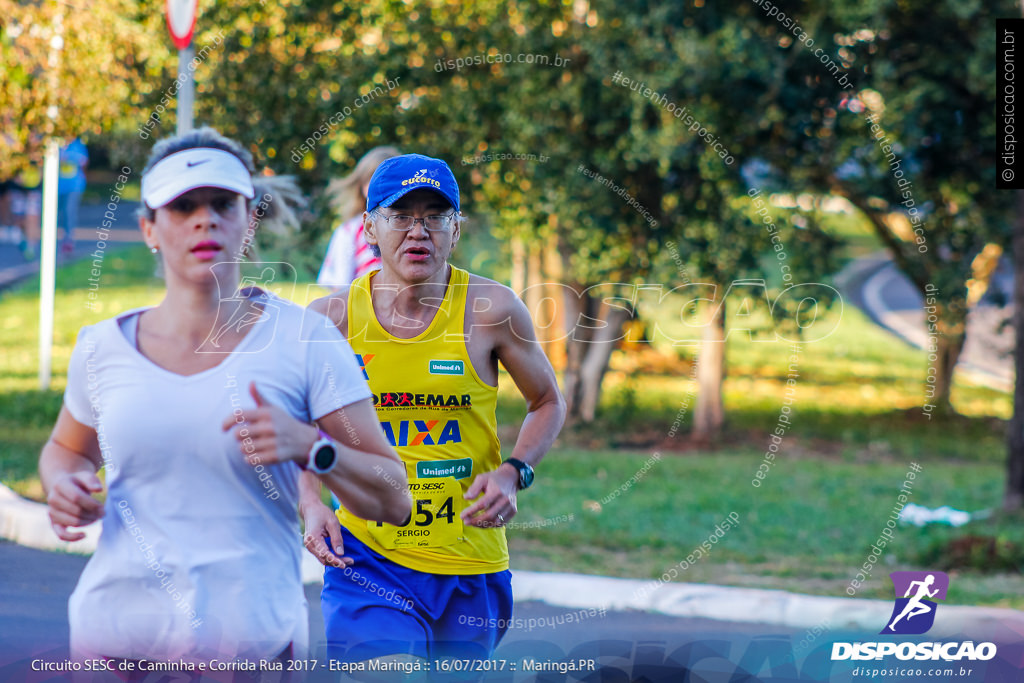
[502,458,535,490]
[307,431,338,474]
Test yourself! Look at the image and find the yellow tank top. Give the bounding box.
[337,265,508,574]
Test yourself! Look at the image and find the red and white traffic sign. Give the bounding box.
[166,0,198,50]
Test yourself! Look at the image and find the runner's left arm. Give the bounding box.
[462,290,567,527]
[314,398,412,526]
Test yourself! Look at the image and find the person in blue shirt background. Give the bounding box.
[58,137,88,254]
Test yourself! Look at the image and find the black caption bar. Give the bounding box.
[998,19,1024,189]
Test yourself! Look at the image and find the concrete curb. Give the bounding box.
[0,483,328,584]
[4,483,1023,637]
[0,483,103,552]
[509,571,1024,640]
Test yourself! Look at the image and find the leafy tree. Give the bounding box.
[77,1,838,432]
[744,0,1020,505]
[455,0,842,430]
[751,0,1015,414]
[0,0,154,176]
[11,0,1008,449]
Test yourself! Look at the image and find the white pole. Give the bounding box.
[38,140,60,390]
[177,45,195,134]
[38,1,63,391]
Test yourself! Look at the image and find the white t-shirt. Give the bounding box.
[63,290,370,663]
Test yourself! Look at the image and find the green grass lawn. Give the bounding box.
[495,301,1008,465]
[505,449,1024,609]
[1,244,1018,607]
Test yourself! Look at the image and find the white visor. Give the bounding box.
[141,147,255,209]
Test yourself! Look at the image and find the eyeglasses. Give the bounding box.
[372,211,457,232]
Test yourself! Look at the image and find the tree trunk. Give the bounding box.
[542,246,566,370]
[578,304,632,422]
[521,244,543,329]
[510,235,526,295]
[928,322,965,415]
[836,183,968,414]
[561,281,594,420]
[561,283,634,423]
[1005,190,1024,511]
[693,298,726,440]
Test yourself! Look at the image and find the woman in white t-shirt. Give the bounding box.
[38,128,411,670]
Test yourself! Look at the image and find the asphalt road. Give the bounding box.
[844,256,1013,389]
[3,541,1024,682]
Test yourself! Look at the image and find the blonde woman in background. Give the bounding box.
[317,146,400,289]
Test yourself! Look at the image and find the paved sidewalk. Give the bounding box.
[0,227,142,291]
[0,200,142,291]
[3,482,1022,640]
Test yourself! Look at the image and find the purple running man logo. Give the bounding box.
[881,571,949,635]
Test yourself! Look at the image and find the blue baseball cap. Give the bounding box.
[365,153,460,213]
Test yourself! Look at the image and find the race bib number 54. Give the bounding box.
[368,477,463,549]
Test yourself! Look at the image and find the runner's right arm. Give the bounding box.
[298,471,350,567]
[300,290,412,563]
[39,406,105,542]
[298,398,413,567]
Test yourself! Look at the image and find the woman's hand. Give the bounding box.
[301,499,353,569]
[46,471,104,542]
[222,382,318,466]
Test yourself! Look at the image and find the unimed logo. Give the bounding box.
[831,570,997,664]
[429,359,464,375]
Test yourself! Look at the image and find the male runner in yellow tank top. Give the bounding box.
[299,154,566,670]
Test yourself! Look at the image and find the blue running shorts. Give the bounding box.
[321,527,513,664]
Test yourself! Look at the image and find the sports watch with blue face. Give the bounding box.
[502,457,534,490]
